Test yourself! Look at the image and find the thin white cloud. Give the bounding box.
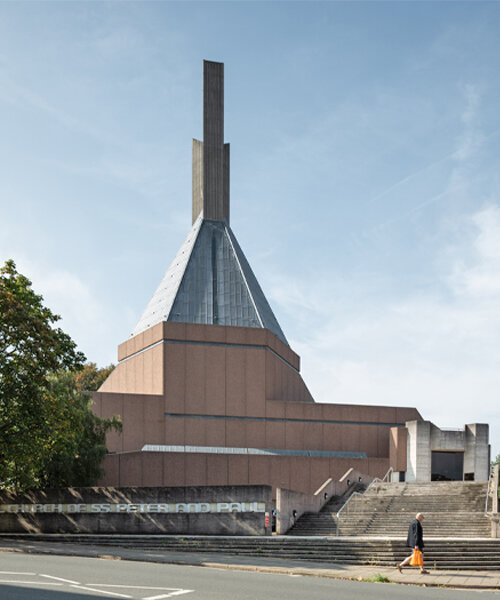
[270,204,500,457]
[0,247,127,367]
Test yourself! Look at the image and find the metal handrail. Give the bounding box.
[335,467,393,536]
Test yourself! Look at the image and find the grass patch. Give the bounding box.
[364,573,391,583]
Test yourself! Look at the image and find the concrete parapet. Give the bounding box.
[0,485,272,536]
[275,468,373,534]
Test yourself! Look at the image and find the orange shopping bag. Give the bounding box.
[409,549,423,567]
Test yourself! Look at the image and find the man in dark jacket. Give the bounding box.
[397,513,429,574]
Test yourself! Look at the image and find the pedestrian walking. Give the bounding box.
[397,513,429,574]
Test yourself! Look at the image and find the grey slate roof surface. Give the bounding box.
[131,215,288,345]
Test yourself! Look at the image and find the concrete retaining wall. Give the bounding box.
[276,468,373,534]
[0,485,272,536]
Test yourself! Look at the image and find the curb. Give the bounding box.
[1,543,500,591]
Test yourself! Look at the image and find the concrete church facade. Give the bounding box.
[93,61,489,494]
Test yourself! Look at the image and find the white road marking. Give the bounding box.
[0,571,36,575]
[70,584,132,598]
[143,593,194,600]
[90,585,190,590]
[40,573,80,584]
[0,580,63,585]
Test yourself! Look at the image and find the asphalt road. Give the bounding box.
[0,551,499,600]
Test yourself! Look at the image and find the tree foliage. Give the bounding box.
[42,363,121,488]
[0,260,119,490]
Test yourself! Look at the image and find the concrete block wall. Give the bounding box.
[0,485,272,536]
[406,420,490,482]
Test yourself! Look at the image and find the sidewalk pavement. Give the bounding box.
[1,538,499,591]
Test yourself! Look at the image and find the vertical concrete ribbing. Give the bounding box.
[203,60,224,222]
[223,143,230,224]
[192,139,204,224]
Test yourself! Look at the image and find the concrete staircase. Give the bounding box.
[2,534,500,570]
[289,481,491,538]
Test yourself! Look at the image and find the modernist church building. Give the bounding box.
[93,61,490,494]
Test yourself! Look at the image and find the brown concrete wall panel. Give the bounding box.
[227,455,249,485]
[265,352,278,402]
[143,347,153,394]
[275,456,291,490]
[124,357,135,394]
[396,406,422,422]
[370,457,390,478]
[276,359,284,402]
[136,352,145,394]
[303,422,324,451]
[289,457,310,493]
[184,416,207,446]
[285,421,304,450]
[265,399,286,420]
[327,457,353,481]
[265,420,285,449]
[163,453,186,487]
[225,347,246,416]
[203,324,227,344]
[141,452,163,487]
[164,321,187,342]
[142,324,153,349]
[185,454,207,485]
[151,345,163,395]
[185,344,206,415]
[185,323,209,342]
[118,340,127,362]
[144,396,164,445]
[246,421,266,449]
[339,424,360,452]
[322,423,344,453]
[389,427,407,471]
[225,325,247,345]
[100,454,120,486]
[122,397,144,451]
[98,364,123,393]
[310,458,330,492]
[205,418,226,447]
[357,426,379,457]
[99,394,124,452]
[205,345,226,415]
[344,425,365,452]
[119,453,143,487]
[206,455,228,485]
[377,426,390,457]
[245,327,267,347]
[164,343,186,413]
[164,415,186,445]
[285,401,305,420]
[248,456,270,485]
[302,403,317,420]
[225,419,247,448]
[245,348,266,418]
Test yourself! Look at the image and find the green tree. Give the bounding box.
[42,363,121,488]
[0,259,86,490]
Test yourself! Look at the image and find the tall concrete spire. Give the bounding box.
[133,60,287,344]
[192,60,230,224]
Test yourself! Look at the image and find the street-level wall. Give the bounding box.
[0,485,272,536]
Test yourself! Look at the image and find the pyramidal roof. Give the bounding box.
[132,61,288,345]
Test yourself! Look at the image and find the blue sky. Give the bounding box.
[1,1,500,458]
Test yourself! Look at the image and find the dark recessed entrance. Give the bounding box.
[431,451,464,481]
